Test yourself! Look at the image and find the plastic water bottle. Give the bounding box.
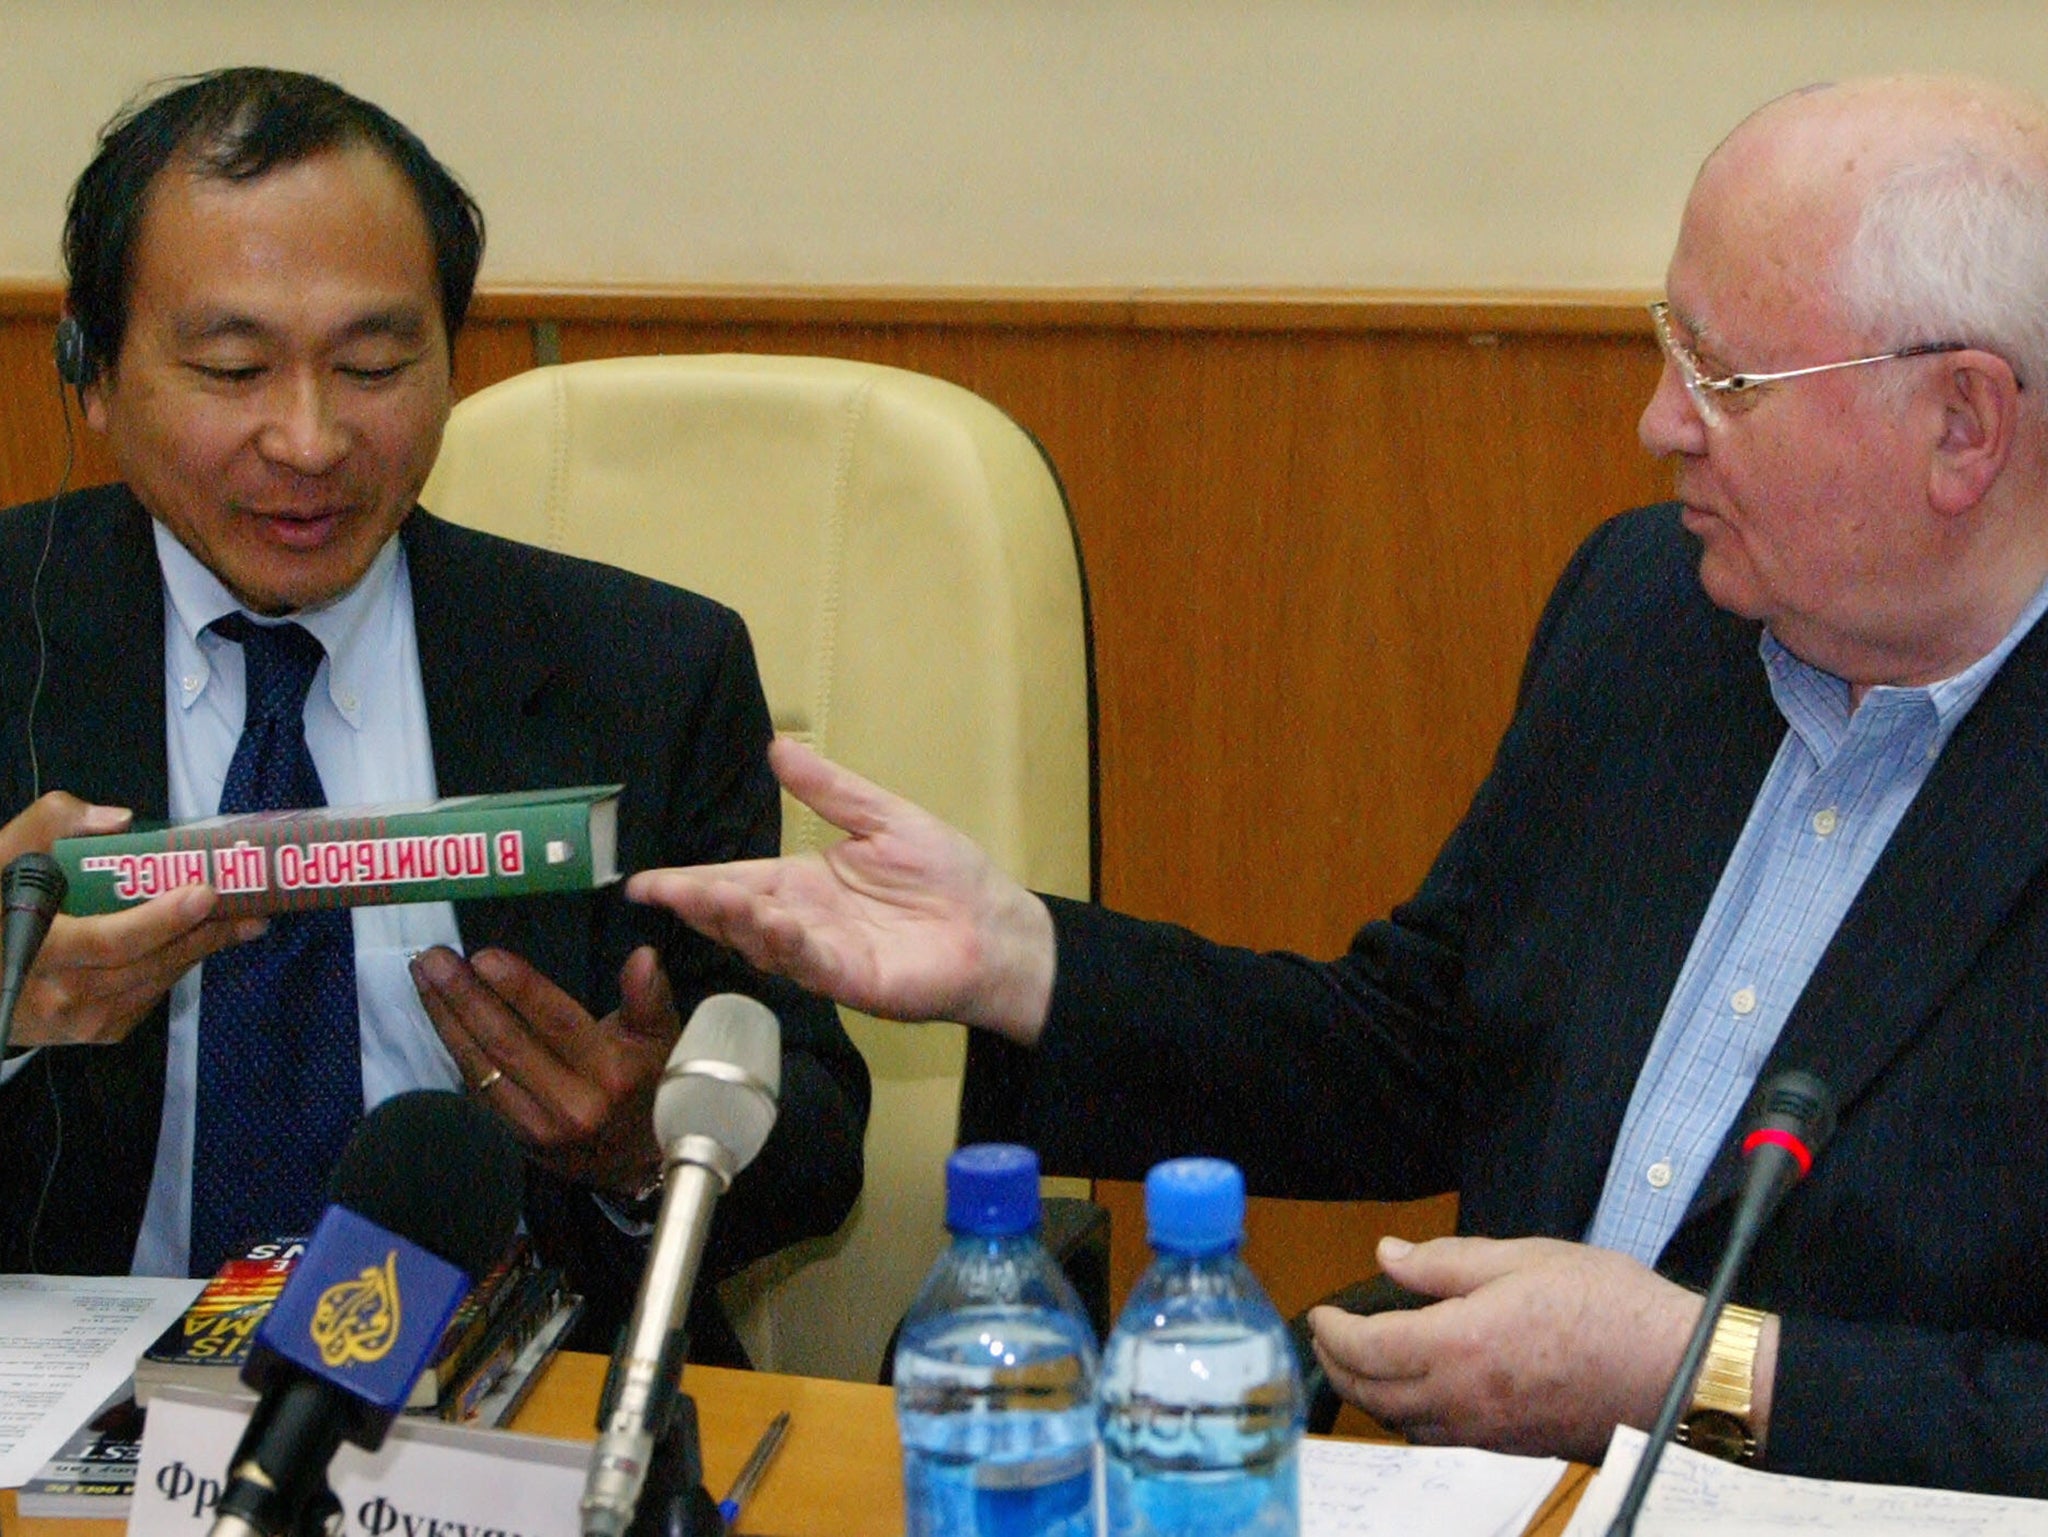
[894,1143,1101,1537]
[1099,1157,1305,1537]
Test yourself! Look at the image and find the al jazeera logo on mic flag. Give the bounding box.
[311,1250,403,1367]
[255,1207,472,1412]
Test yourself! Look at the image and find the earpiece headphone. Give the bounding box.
[31,317,86,808]
[20,313,87,1270]
[52,315,90,389]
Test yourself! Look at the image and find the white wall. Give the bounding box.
[3,2,2045,290]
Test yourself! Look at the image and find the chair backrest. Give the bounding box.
[420,354,1094,1381]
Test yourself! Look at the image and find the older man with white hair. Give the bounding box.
[632,75,2048,1492]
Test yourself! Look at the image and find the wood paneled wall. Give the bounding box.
[0,283,1673,1333]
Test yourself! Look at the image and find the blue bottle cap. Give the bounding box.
[945,1143,1042,1236]
[1145,1157,1246,1255]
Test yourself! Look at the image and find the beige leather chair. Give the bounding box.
[420,354,1093,1381]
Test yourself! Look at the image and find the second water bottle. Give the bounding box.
[1099,1156,1306,1537]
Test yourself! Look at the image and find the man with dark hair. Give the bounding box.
[61,66,485,386]
[636,74,2048,1489]
[0,66,869,1362]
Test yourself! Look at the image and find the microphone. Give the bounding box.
[209,1090,524,1537]
[1606,1068,1838,1537]
[581,994,781,1537]
[0,853,67,1055]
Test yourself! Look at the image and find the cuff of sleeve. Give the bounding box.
[1030,894,1198,1181]
[1038,894,1135,1046]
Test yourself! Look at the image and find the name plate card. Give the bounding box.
[130,1387,585,1537]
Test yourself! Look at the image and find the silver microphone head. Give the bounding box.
[654,993,780,1177]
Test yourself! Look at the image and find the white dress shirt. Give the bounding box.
[133,522,465,1275]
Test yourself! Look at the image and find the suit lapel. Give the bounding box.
[1539,617,1787,1233]
[401,511,586,991]
[1685,612,2048,1217]
[405,510,557,792]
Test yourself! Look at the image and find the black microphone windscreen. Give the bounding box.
[2,852,67,914]
[1746,1068,1839,1157]
[325,1090,523,1279]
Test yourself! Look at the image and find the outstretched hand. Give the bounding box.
[627,736,1057,1043]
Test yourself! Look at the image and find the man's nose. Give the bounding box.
[1639,359,1709,459]
[255,373,349,475]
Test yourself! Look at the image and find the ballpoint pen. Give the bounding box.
[717,1410,791,1532]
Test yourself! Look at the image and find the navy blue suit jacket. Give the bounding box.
[0,485,870,1355]
[1026,504,2048,1492]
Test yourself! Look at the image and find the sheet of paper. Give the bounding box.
[1303,1437,1568,1537]
[1566,1425,2048,1536]
[0,1273,201,1487]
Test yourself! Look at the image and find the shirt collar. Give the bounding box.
[1762,573,2048,759]
[153,522,404,731]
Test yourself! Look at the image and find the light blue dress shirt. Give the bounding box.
[1584,577,2048,1264]
[132,523,464,1276]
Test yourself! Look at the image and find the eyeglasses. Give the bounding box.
[1648,300,1971,425]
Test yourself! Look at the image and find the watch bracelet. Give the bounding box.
[1675,1300,1766,1463]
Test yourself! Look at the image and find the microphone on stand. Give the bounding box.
[0,853,67,1055]
[581,994,781,1537]
[209,1091,524,1537]
[1606,1068,1838,1537]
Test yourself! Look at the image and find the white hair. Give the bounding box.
[1839,140,2048,406]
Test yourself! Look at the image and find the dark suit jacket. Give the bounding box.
[0,485,871,1358]
[1022,504,2048,1493]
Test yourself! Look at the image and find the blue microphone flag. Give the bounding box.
[252,1204,471,1415]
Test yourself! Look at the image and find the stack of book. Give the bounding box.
[22,1235,582,1519]
[131,1232,581,1423]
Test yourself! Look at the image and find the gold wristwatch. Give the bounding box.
[1675,1302,1765,1463]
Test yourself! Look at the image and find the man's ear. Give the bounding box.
[1928,350,2022,516]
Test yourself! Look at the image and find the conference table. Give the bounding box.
[4,1352,1595,1536]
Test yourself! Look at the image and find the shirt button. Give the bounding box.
[1647,1160,1674,1189]
[1731,986,1758,1015]
[181,673,202,694]
[337,690,359,712]
[1811,807,1838,837]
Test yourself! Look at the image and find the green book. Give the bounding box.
[53,784,622,917]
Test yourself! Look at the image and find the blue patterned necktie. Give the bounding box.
[188,613,362,1277]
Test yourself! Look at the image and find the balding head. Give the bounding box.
[1704,77,2048,394]
[1642,75,2048,690]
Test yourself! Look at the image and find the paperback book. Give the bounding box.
[14,1393,145,1518]
[130,1236,305,1398]
[53,784,622,918]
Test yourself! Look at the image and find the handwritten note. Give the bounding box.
[1565,1425,2048,1535]
[1303,1438,1566,1537]
[0,1273,200,1487]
